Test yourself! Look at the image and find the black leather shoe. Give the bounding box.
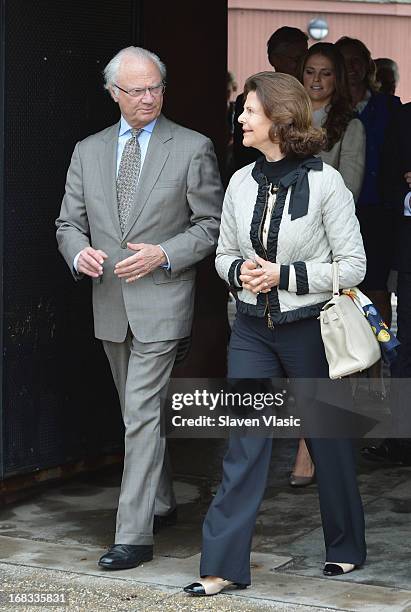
[361,440,411,465]
[98,544,153,570]
[153,508,177,534]
[289,472,315,487]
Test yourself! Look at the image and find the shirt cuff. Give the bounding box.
[158,245,171,270]
[289,266,297,292]
[73,251,82,274]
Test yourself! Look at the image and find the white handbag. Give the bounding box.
[320,262,381,379]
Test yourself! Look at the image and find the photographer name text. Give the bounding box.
[171,415,301,428]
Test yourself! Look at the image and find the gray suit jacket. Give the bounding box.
[56,114,223,342]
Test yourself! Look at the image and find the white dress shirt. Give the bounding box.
[116,115,156,177]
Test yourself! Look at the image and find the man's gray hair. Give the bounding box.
[103,46,167,91]
[374,57,400,83]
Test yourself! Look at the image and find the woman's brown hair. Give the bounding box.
[299,42,354,150]
[243,72,326,157]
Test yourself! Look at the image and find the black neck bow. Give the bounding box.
[279,157,323,221]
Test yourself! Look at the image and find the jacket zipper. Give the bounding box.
[258,179,278,329]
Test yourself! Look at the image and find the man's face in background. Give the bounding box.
[269,39,308,78]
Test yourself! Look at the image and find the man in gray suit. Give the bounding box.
[56,46,223,570]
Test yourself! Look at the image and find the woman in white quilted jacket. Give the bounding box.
[183,72,367,597]
[289,43,367,490]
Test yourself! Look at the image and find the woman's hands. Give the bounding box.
[240,255,280,294]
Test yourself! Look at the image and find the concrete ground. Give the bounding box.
[1,437,411,612]
[0,563,339,612]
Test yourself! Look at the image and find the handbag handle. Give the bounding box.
[332,261,339,297]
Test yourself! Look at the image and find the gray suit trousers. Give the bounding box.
[103,329,178,545]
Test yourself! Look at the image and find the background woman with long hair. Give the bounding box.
[290,42,366,488]
[301,42,365,201]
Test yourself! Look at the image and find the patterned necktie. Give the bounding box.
[117,128,143,233]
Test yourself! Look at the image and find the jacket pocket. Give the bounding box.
[152,267,196,284]
[154,179,181,189]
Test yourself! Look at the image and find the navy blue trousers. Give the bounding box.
[200,313,366,585]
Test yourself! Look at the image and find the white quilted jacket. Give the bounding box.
[216,159,366,324]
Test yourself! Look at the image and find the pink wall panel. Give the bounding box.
[228,8,411,103]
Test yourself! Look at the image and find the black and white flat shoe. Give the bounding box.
[323,562,356,576]
[183,577,247,596]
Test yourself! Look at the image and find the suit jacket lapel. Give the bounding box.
[122,114,172,241]
[98,122,122,237]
